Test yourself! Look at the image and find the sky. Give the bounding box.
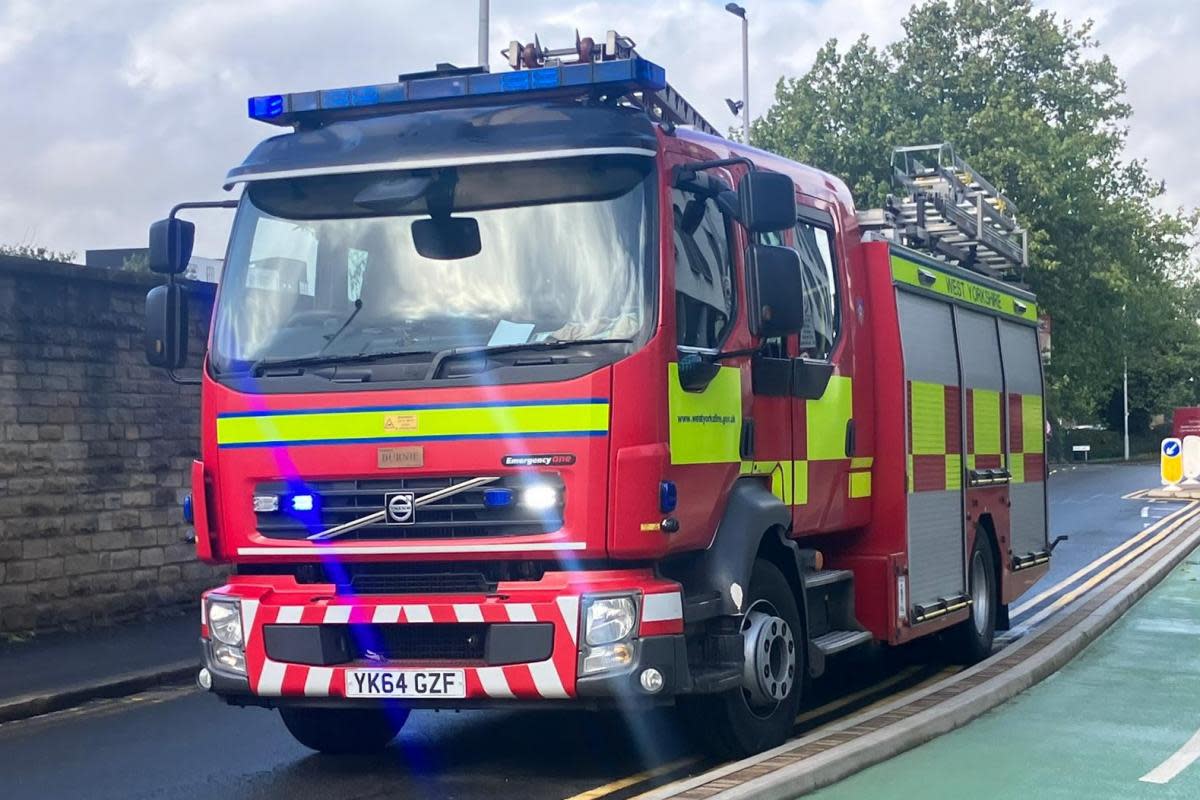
[0,0,1195,260]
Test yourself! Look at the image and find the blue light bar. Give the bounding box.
[247,56,668,126]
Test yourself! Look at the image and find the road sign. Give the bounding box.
[1183,436,1200,484]
[1161,438,1183,488]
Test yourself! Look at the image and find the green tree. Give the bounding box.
[753,0,1199,428]
[0,243,77,263]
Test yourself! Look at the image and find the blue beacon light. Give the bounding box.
[246,56,668,125]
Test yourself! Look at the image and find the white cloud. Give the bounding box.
[0,0,1195,260]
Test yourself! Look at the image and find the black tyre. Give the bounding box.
[688,560,804,758]
[279,706,409,754]
[943,530,998,664]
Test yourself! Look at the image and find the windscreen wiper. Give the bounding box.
[428,338,633,379]
[251,348,435,377]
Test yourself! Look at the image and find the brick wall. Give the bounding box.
[0,255,224,634]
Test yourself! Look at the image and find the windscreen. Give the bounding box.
[210,155,655,376]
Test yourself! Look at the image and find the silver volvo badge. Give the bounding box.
[384,491,415,525]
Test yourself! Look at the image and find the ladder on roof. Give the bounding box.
[858,143,1028,280]
[502,29,721,137]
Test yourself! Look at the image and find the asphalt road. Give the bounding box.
[0,463,1169,800]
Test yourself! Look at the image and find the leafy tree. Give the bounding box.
[753,0,1199,428]
[0,243,77,263]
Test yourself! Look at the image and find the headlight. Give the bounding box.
[584,596,637,646]
[520,485,559,511]
[207,599,244,647]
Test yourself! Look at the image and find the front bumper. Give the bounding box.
[200,571,687,707]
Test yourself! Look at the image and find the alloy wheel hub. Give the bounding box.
[741,604,796,709]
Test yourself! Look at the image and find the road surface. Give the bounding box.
[0,463,1166,800]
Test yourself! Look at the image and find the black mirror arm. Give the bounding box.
[672,157,756,187]
[167,368,201,386]
[712,343,765,361]
[164,200,239,287]
[169,200,238,220]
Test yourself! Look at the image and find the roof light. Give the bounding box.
[246,56,668,127]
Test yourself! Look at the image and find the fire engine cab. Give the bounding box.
[144,30,1049,757]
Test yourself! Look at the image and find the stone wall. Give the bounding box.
[0,255,223,634]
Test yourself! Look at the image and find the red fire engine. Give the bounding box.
[144,31,1049,757]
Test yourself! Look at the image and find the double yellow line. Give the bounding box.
[1010,500,1200,628]
[565,665,960,800]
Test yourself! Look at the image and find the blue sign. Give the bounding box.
[1164,440,1181,457]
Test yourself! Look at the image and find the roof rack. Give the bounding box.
[245,29,719,137]
[858,143,1028,280]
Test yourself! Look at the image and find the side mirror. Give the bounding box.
[737,171,796,233]
[149,218,196,275]
[145,283,189,369]
[746,244,805,338]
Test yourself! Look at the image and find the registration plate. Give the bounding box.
[345,669,467,699]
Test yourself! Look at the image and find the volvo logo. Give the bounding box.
[384,491,415,525]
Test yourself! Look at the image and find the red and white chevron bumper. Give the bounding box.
[202,571,684,702]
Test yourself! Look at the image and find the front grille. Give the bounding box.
[349,623,488,662]
[253,474,564,541]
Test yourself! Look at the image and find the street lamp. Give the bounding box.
[478,0,490,68]
[725,3,749,144]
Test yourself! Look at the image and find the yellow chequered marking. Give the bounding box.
[972,389,1002,456]
[910,381,946,455]
[668,364,743,465]
[1022,395,1044,455]
[807,376,854,462]
[945,454,962,491]
[849,470,872,499]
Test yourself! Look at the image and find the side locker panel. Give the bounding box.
[956,309,1006,476]
[999,321,1049,559]
[897,292,966,612]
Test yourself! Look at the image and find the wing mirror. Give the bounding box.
[148,218,195,275]
[746,244,805,338]
[145,283,189,369]
[736,171,796,233]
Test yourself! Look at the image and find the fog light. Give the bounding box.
[197,667,213,690]
[581,642,634,675]
[212,643,246,674]
[252,494,279,513]
[639,668,664,693]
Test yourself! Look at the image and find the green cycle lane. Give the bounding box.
[811,554,1200,800]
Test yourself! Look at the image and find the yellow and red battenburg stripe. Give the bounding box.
[906,380,1043,491]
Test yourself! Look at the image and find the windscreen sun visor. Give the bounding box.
[223,103,658,190]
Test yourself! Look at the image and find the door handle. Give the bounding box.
[845,419,856,458]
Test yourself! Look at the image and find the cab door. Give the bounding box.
[789,204,856,534]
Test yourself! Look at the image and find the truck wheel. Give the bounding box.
[690,560,803,758]
[943,531,997,664]
[279,706,409,754]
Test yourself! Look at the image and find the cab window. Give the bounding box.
[672,188,734,349]
[793,221,839,360]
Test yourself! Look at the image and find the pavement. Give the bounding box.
[0,462,1177,800]
[0,613,197,722]
[806,543,1200,799]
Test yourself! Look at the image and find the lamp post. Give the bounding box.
[725,3,749,144]
[478,0,490,69]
